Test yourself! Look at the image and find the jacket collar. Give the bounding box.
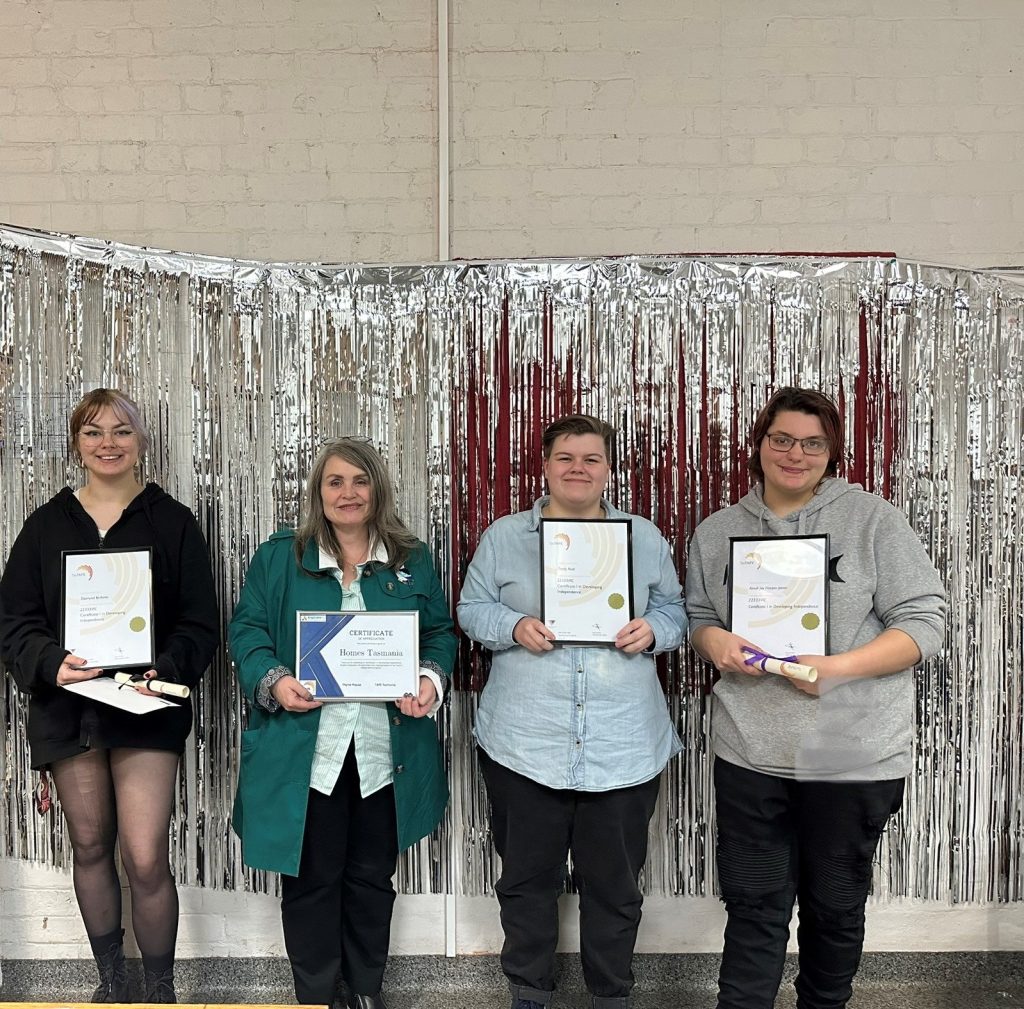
[302,536,388,573]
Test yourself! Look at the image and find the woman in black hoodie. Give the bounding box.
[0,388,219,1003]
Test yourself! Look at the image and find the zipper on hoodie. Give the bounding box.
[92,500,133,547]
[70,488,128,547]
[98,509,128,546]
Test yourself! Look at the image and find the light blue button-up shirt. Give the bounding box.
[457,498,686,791]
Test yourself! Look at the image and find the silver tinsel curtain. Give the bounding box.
[1,224,1021,905]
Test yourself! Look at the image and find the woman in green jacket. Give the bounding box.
[229,438,455,1009]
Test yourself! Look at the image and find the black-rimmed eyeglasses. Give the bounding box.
[765,432,829,456]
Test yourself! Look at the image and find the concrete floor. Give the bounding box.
[382,992,1023,1008]
[2,954,1022,1007]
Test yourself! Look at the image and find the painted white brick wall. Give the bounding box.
[0,0,438,262]
[0,1,1021,263]
[450,0,1023,262]
[4,859,1024,960]
[0,860,446,959]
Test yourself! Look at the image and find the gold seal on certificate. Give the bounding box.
[61,548,155,669]
[539,518,634,645]
[296,610,420,702]
[728,535,829,657]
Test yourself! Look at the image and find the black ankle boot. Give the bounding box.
[90,938,129,1003]
[143,964,176,1003]
[347,994,389,1009]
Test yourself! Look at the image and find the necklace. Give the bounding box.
[337,544,370,581]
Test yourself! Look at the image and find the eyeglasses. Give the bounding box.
[79,427,136,442]
[765,432,829,456]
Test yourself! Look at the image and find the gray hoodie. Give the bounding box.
[685,478,946,781]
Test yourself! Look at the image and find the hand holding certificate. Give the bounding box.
[296,610,420,701]
[539,519,634,645]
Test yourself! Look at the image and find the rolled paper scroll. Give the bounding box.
[113,671,191,698]
[742,648,819,683]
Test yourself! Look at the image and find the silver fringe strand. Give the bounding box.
[1,223,1022,905]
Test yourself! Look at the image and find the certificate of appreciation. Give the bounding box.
[296,611,420,701]
[728,535,829,657]
[61,548,155,669]
[539,518,634,645]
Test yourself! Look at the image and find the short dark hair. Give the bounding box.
[748,387,843,483]
[542,415,616,459]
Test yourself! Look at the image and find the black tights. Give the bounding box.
[50,747,180,959]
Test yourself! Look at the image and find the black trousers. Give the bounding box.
[713,757,905,1009]
[281,746,399,1004]
[479,748,661,1006]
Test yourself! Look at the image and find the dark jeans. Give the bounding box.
[281,746,399,1004]
[714,757,905,1009]
[479,748,661,1005]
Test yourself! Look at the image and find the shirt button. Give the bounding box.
[392,716,402,725]
[387,581,395,590]
[576,703,582,710]
[575,740,581,746]
[395,764,405,773]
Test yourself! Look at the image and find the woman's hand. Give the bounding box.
[395,675,438,718]
[130,669,164,697]
[271,675,323,712]
[615,617,654,653]
[691,627,767,676]
[55,654,102,686]
[513,617,556,653]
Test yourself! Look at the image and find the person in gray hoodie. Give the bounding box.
[685,387,945,1009]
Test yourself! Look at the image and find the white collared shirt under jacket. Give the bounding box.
[309,543,444,798]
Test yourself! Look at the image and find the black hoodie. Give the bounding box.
[0,483,220,767]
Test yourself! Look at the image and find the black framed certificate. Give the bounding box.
[61,548,155,669]
[728,535,830,656]
[539,518,634,645]
[295,610,420,702]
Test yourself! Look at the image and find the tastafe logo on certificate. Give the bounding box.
[295,610,420,702]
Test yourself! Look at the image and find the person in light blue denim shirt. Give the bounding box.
[457,415,686,1009]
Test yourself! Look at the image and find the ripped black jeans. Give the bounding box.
[713,758,904,1009]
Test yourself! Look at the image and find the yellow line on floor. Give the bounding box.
[0,1004,308,1009]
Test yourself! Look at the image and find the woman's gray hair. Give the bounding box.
[294,438,419,571]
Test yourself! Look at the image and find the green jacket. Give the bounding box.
[229,530,455,875]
